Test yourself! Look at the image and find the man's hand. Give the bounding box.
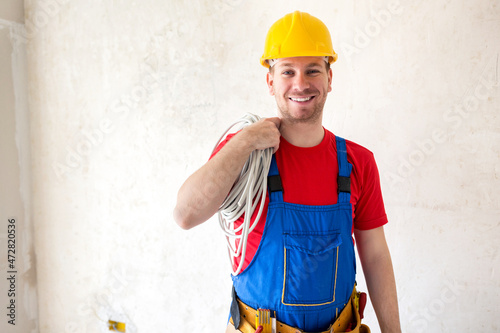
[240,117,281,152]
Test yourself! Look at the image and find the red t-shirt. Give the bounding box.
[212,128,388,273]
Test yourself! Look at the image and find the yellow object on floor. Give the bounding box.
[108,320,126,332]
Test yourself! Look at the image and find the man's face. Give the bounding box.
[266,56,332,124]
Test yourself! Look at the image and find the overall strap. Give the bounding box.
[335,136,353,204]
[268,155,284,203]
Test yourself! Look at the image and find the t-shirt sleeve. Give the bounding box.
[209,133,237,160]
[353,151,388,230]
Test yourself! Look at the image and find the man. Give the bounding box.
[174,11,401,333]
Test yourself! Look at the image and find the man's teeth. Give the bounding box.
[290,97,312,102]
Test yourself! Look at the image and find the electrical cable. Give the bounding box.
[212,113,273,276]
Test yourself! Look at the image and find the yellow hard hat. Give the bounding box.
[260,11,338,68]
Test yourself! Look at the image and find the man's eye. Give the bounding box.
[308,70,320,74]
[282,70,294,75]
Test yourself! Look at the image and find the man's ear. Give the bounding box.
[327,68,333,93]
[266,71,275,96]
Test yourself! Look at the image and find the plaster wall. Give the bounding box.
[18,0,500,332]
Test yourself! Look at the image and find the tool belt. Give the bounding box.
[228,288,370,333]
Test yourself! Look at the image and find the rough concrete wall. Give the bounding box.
[0,1,38,332]
[24,0,499,332]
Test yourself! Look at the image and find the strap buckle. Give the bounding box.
[268,175,283,193]
[337,176,351,194]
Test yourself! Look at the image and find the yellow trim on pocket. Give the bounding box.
[334,243,339,297]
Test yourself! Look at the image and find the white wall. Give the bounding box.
[21,0,500,332]
[0,1,38,332]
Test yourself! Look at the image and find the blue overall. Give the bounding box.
[232,136,356,332]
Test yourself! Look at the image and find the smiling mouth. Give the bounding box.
[289,96,314,102]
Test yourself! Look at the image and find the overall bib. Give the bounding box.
[232,136,356,332]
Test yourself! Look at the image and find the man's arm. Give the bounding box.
[354,226,401,333]
[173,117,281,230]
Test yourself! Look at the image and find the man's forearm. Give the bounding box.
[173,133,255,229]
[361,250,401,333]
[354,227,401,333]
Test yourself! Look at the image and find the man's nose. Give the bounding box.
[292,72,310,91]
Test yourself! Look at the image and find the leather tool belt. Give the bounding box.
[227,288,370,333]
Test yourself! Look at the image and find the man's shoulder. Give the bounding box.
[345,138,374,159]
[325,129,375,162]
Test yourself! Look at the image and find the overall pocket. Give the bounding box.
[282,232,342,306]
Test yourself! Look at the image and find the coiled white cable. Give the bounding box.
[212,113,273,276]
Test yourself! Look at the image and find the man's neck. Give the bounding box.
[279,118,325,147]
